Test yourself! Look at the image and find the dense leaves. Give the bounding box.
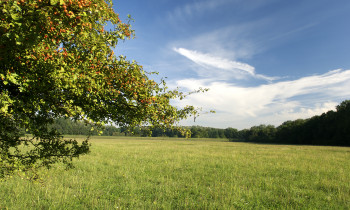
[0,0,198,178]
[230,100,350,146]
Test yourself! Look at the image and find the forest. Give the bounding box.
[45,100,350,146]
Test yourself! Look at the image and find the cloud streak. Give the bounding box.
[174,47,277,81]
[167,0,230,22]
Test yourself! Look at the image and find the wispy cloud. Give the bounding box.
[173,48,277,81]
[267,23,318,42]
[167,0,230,22]
[169,24,258,60]
[173,69,350,128]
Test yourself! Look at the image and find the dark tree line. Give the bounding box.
[122,126,232,138]
[38,119,230,138]
[36,118,122,136]
[232,100,350,146]
[41,100,349,146]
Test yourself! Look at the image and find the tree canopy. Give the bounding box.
[0,0,198,178]
[228,100,350,146]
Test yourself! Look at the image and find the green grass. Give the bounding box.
[1,136,350,209]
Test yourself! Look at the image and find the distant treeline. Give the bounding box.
[46,118,229,138]
[47,118,122,136]
[234,100,350,146]
[46,100,350,146]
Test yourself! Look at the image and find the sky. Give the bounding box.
[112,0,350,129]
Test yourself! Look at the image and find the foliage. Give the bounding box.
[48,117,121,136]
[0,0,199,178]
[233,100,350,146]
[139,126,226,138]
[224,127,238,140]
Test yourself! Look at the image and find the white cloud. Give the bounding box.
[173,69,350,129]
[167,0,230,23]
[157,1,350,129]
[174,48,255,74]
[170,24,258,60]
[174,47,277,81]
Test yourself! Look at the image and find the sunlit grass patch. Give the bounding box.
[1,136,349,209]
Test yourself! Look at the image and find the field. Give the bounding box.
[1,136,350,209]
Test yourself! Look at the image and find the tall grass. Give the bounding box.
[1,136,349,209]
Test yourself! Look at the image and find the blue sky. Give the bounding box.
[113,0,350,129]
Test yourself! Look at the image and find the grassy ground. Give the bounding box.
[1,136,350,209]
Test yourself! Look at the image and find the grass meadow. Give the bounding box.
[1,136,350,209]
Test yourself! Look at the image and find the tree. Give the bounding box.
[0,0,198,178]
[208,128,219,138]
[334,100,350,145]
[224,127,238,140]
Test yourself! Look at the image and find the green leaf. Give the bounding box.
[50,0,59,5]
[10,13,20,21]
